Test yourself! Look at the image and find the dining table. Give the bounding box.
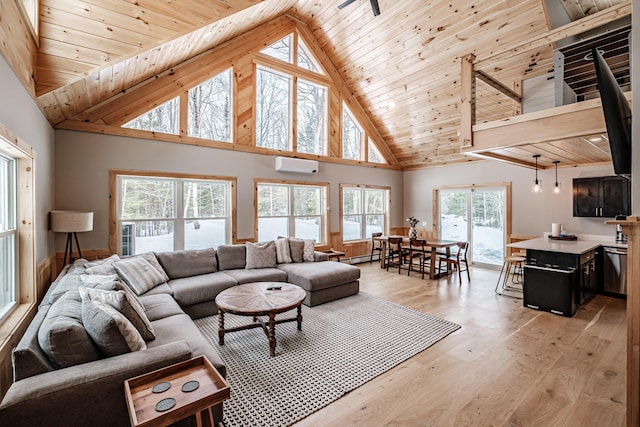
[373,235,459,280]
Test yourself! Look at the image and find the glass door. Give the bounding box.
[471,188,505,266]
[439,187,506,267]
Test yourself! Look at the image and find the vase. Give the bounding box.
[409,227,417,239]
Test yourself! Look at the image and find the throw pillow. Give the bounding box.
[113,255,168,295]
[245,241,277,269]
[81,297,146,357]
[84,254,120,275]
[38,290,101,369]
[79,285,155,341]
[275,238,292,264]
[303,239,316,262]
[139,252,170,282]
[288,238,305,263]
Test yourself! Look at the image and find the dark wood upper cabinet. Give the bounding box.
[573,176,631,217]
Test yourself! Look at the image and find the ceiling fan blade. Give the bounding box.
[338,0,357,9]
[370,0,381,16]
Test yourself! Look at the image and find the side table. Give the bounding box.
[124,356,229,427]
[324,249,346,262]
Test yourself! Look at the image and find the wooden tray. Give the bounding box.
[548,235,578,241]
[124,356,230,427]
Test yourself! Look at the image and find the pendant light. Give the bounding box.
[553,160,561,194]
[532,155,542,193]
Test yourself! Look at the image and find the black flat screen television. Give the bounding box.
[592,48,632,179]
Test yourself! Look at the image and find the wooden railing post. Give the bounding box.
[460,54,475,149]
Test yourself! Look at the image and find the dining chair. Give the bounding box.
[407,238,430,279]
[437,241,470,282]
[386,237,406,273]
[370,232,383,263]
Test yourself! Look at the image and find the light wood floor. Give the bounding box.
[294,262,627,426]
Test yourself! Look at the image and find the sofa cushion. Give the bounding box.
[84,254,120,275]
[79,286,155,341]
[113,254,168,295]
[288,238,305,263]
[216,244,246,270]
[141,282,173,297]
[167,272,237,306]
[275,238,292,264]
[246,241,277,269]
[277,261,360,291]
[222,268,287,285]
[37,291,101,369]
[303,239,316,262]
[81,298,146,357]
[157,248,217,280]
[139,294,185,321]
[13,306,56,381]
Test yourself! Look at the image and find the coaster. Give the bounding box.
[152,381,171,393]
[182,380,200,393]
[155,397,176,412]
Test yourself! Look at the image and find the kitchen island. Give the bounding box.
[508,235,627,316]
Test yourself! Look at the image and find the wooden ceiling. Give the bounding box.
[25,0,633,169]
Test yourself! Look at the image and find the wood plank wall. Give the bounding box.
[56,15,400,171]
[0,0,37,95]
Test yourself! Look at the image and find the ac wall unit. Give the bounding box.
[275,156,318,174]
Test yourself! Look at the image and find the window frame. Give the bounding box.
[340,184,390,242]
[0,151,17,323]
[109,170,237,255]
[255,179,329,245]
[0,127,36,337]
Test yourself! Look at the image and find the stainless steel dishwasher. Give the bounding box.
[603,246,627,297]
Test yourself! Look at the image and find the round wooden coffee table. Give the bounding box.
[215,282,306,357]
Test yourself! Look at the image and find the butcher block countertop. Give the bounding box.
[508,234,627,255]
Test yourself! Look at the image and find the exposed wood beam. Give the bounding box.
[475,1,631,68]
[475,70,522,103]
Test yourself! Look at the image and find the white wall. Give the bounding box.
[54,130,404,251]
[0,54,55,262]
[404,160,619,238]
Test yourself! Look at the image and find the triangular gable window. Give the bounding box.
[298,39,322,74]
[368,138,386,164]
[261,34,293,64]
[123,97,179,134]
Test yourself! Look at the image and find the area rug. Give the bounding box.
[194,292,461,426]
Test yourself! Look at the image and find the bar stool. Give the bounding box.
[495,255,526,298]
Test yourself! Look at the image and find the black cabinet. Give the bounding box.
[524,249,600,317]
[573,176,631,217]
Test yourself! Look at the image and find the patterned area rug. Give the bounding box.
[194,292,461,426]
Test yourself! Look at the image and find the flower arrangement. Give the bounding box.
[406,217,419,228]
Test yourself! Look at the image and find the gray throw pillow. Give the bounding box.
[245,241,277,269]
[38,291,101,369]
[303,239,316,262]
[288,238,305,263]
[113,255,168,295]
[81,297,146,357]
[79,285,155,340]
[275,238,292,264]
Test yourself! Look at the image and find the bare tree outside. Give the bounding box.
[261,34,293,63]
[123,97,179,134]
[256,68,291,151]
[297,79,327,155]
[342,105,363,160]
[368,138,384,163]
[188,69,232,142]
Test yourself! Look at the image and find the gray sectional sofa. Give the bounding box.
[0,241,360,427]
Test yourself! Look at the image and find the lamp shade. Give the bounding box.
[50,210,93,233]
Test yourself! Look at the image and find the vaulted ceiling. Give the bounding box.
[22,0,633,169]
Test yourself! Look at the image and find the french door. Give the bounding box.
[438,186,507,267]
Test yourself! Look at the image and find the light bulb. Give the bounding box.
[553,184,560,194]
[532,181,542,193]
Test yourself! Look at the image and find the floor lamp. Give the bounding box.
[50,210,93,266]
